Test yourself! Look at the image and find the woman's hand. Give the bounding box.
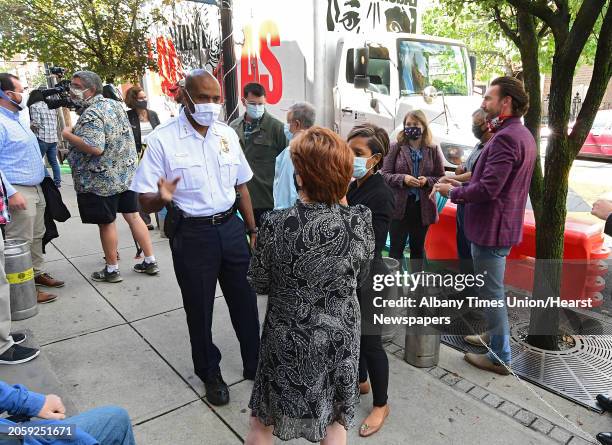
[403,175,420,188]
[417,176,428,188]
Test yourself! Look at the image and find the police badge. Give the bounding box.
[220,137,230,153]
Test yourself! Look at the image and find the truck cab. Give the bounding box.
[333,33,482,166]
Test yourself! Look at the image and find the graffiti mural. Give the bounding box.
[148,1,222,96]
[327,0,418,33]
[168,5,221,72]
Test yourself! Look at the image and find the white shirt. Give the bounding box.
[140,121,153,141]
[130,110,253,217]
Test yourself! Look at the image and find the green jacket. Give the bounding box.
[230,111,287,209]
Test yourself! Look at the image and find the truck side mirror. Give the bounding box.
[354,46,370,90]
[469,55,477,80]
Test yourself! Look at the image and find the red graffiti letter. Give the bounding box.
[258,21,282,104]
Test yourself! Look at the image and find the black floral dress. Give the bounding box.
[248,201,375,442]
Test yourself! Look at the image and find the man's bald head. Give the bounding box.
[185,69,220,95]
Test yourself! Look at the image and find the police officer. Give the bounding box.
[130,69,260,406]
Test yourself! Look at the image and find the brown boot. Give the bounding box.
[464,353,510,376]
[464,333,490,347]
[37,290,58,304]
[35,273,65,288]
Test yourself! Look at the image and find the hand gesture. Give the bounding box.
[8,192,26,211]
[417,176,428,188]
[37,394,66,420]
[403,175,420,188]
[592,199,612,221]
[438,176,462,187]
[430,182,453,200]
[157,177,180,203]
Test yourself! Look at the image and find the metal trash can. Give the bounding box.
[380,257,401,343]
[5,239,38,321]
[404,275,441,368]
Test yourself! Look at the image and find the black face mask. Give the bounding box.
[472,124,486,140]
[135,100,148,109]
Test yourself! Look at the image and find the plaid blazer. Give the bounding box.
[381,142,445,225]
[450,117,536,247]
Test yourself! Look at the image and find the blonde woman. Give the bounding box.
[380,110,444,271]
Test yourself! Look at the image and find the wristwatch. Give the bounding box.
[247,227,259,235]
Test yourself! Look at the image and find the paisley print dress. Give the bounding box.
[248,201,375,442]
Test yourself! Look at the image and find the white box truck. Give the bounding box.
[149,0,483,164]
[231,0,482,164]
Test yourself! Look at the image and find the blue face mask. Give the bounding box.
[353,156,374,179]
[284,123,293,142]
[246,103,265,120]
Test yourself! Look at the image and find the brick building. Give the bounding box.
[542,65,612,120]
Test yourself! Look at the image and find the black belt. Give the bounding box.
[183,207,235,225]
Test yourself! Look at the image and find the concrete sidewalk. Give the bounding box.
[2,174,608,444]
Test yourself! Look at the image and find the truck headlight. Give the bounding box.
[440,142,474,165]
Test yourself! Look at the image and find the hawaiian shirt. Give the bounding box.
[68,95,137,196]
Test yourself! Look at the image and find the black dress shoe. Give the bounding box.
[597,394,612,412]
[204,374,229,406]
[597,432,612,445]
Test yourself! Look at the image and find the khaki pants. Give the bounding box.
[0,235,14,354]
[5,184,46,276]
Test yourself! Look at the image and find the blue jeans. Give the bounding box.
[471,243,512,365]
[38,139,61,185]
[69,406,136,445]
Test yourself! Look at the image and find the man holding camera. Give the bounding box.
[61,71,159,283]
[0,73,63,304]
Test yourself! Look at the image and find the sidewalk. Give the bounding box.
[2,174,608,444]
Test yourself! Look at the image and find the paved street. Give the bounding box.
[1,174,610,444]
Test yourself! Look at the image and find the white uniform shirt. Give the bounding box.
[130,110,253,217]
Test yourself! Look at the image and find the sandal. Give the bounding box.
[359,405,390,437]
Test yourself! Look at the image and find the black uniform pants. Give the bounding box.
[170,214,260,383]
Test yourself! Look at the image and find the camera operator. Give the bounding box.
[0,73,64,302]
[62,71,159,283]
[28,88,61,187]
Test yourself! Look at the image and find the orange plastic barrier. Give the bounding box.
[425,202,610,306]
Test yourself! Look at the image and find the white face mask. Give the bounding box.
[246,103,265,120]
[185,89,221,127]
[4,90,27,110]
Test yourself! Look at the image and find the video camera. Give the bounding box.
[39,67,77,110]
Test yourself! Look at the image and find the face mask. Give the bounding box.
[185,89,221,126]
[284,123,293,142]
[70,86,87,100]
[1,90,27,110]
[472,124,486,139]
[487,116,505,134]
[135,100,148,109]
[404,126,422,140]
[352,155,375,179]
[246,103,265,120]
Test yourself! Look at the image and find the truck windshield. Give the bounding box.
[398,39,469,96]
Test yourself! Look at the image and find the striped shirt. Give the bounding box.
[0,105,46,195]
[29,100,58,143]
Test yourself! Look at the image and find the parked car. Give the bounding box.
[579,109,612,158]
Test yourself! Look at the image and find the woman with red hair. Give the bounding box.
[246,126,375,444]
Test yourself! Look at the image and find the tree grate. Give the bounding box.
[441,315,612,412]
